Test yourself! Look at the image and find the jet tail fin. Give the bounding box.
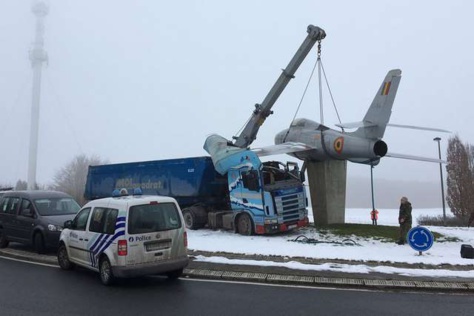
[350,69,402,139]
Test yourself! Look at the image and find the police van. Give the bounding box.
[57,189,189,285]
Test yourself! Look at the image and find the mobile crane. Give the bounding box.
[202,25,326,234]
[85,25,326,235]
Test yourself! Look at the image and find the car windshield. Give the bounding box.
[34,198,81,216]
[128,202,182,234]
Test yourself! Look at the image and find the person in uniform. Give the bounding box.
[397,196,412,245]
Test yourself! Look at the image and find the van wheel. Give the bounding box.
[0,230,9,248]
[57,244,74,270]
[237,213,253,236]
[33,233,46,254]
[99,256,115,286]
[166,268,183,280]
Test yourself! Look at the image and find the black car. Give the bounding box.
[0,187,13,198]
[0,190,80,253]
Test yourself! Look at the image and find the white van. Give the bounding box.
[57,189,189,285]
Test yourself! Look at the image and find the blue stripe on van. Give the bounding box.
[115,222,126,230]
[95,230,125,257]
[89,235,110,267]
[89,234,106,253]
[88,215,127,267]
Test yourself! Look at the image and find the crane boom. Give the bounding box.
[232,24,326,148]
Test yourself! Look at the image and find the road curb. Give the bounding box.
[183,268,474,292]
[1,248,473,292]
[0,248,57,266]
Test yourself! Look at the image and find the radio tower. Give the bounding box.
[27,1,49,190]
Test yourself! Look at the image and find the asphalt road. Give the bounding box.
[0,256,472,316]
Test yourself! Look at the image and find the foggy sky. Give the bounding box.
[1,1,473,207]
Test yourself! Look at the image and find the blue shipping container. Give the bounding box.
[84,156,229,210]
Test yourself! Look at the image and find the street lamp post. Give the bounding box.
[433,137,446,226]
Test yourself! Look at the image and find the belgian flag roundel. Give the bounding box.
[333,137,344,154]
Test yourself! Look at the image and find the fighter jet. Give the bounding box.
[253,69,448,165]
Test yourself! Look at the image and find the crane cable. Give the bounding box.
[317,40,324,125]
[321,61,344,132]
[282,43,320,142]
[283,40,344,143]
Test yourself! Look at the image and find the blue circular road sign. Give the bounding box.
[407,226,434,252]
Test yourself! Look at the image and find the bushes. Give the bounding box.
[416,215,468,227]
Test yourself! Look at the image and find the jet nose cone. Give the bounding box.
[274,129,288,145]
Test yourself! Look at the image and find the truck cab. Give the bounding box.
[228,160,308,235]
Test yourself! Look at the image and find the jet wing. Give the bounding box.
[335,122,451,133]
[251,142,315,157]
[385,152,446,164]
[386,123,451,133]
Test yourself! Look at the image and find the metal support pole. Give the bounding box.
[433,137,446,226]
[370,164,375,211]
[27,1,49,190]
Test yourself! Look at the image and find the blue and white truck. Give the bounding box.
[84,25,326,235]
[84,155,308,235]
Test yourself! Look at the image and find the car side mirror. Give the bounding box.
[299,171,306,182]
[64,220,73,229]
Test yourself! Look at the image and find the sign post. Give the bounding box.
[407,226,434,255]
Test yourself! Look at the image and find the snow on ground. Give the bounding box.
[188,208,474,278]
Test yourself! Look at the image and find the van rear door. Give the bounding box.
[126,202,184,265]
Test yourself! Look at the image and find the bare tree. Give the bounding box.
[52,154,107,205]
[15,180,28,190]
[446,135,474,219]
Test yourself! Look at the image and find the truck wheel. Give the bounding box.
[182,209,197,230]
[0,230,9,248]
[99,256,115,286]
[33,232,46,254]
[57,244,74,270]
[237,213,253,236]
[166,268,183,280]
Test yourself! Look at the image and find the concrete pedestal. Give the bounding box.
[306,160,347,225]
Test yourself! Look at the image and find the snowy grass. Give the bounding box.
[313,223,458,243]
[187,208,474,273]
